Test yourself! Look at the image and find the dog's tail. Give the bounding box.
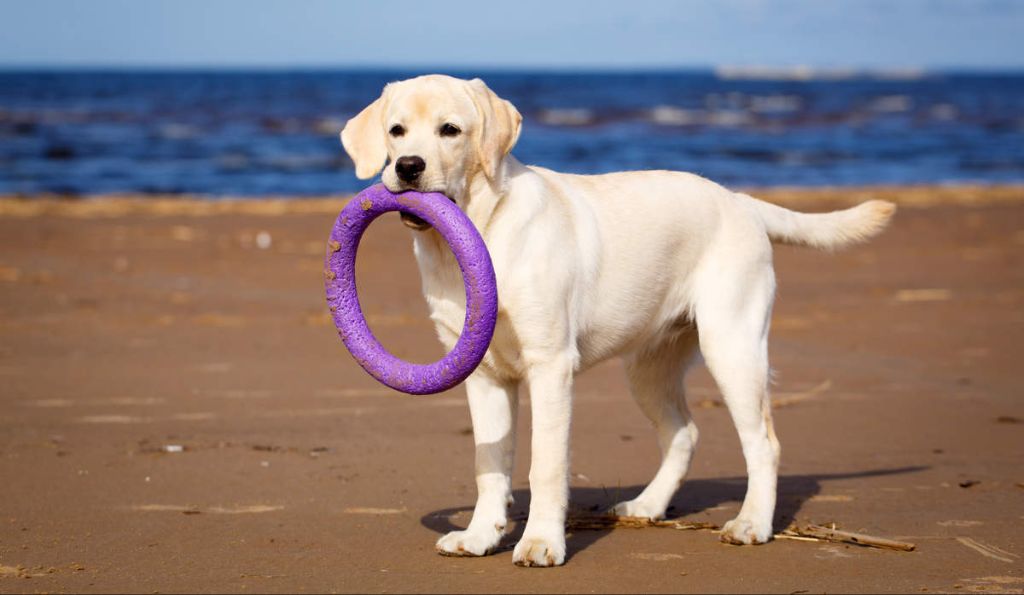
[740,193,896,251]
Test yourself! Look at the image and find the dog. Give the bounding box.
[340,74,894,567]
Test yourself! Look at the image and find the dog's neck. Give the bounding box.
[461,155,524,234]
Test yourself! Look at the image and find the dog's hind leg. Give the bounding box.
[695,256,780,545]
[612,331,700,520]
[436,372,518,557]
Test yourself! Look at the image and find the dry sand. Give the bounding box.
[0,186,1022,593]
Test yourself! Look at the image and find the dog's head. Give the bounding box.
[341,75,521,210]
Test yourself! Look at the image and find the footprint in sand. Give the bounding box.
[957,576,1024,594]
[956,537,1019,564]
[630,553,685,562]
[0,266,21,282]
[193,313,245,327]
[895,288,952,302]
[78,414,150,424]
[937,520,983,528]
[131,504,283,514]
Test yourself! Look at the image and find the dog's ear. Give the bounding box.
[468,78,522,181]
[341,86,391,180]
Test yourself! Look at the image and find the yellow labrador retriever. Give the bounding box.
[341,74,894,566]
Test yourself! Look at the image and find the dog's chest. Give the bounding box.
[412,234,522,379]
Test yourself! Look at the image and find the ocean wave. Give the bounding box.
[157,123,200,140]
[314,117,346,136]
[649,106,699,126]
[928,104,958,121]
[869,95,913,113]
[748,95,803,114]
[537,108,595,126]
[538,105,764,128]
[714,66,930,81]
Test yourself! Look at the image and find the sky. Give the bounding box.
[1,0,1023,70]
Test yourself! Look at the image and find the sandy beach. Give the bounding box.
[1,185,1022,593]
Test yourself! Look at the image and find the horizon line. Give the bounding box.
[1,62,1023,75]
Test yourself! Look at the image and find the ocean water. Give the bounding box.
[1,69,1022,196]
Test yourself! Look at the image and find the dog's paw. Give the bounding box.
[435,526,502,557]
[512,529,566,567]
[610,497,666,520]
[719,517,773,545]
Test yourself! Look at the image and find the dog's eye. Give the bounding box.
[439,123,461,137]
[389,124,405,138]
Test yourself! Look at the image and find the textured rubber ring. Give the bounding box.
[324,184,498,395]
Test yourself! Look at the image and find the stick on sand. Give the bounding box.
[566,514,717,532]
[781,524,916,552]
[564,515,916,552]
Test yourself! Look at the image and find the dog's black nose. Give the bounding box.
[395,156,426,183]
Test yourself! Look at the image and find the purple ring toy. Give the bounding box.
[324,184,498,395]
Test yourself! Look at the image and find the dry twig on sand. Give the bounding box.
[779,524,916,552]
[772,379,833,409]
[566,514,718,532]
[565,515,916,553]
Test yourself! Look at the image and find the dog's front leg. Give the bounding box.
[436,371,518,557]
[513,356,573,567]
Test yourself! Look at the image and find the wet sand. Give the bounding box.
[0,186,1022,593]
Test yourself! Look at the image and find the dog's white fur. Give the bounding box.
[342,74,895,567]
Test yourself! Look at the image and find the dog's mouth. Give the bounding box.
[400,211,432,230]
[398,193,458,231]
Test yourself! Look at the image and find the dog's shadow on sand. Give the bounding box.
[420,466,927,561]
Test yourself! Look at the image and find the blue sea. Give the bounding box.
[1,69,1022,196]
